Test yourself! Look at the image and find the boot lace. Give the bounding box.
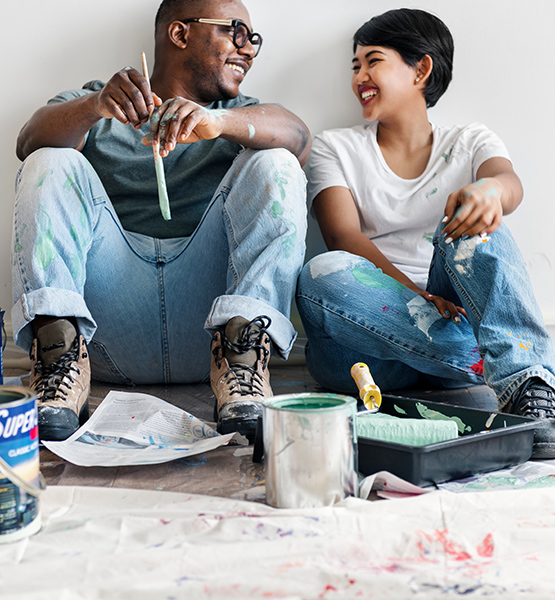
[32,338,83,403]
[223,365,266,397]
[214,316,271,398]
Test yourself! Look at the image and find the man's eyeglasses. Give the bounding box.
[180,19,263,57]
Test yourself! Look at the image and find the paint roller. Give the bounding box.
[350,362,459,446]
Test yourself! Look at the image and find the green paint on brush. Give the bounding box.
[154,152,171,221]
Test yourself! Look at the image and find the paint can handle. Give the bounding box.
[0,455,46,497]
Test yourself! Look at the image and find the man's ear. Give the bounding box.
[168,21,189,49]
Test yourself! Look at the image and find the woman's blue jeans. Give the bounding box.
[12,147,307,385]
[296,225,555,408]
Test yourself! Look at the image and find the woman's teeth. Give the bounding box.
[361,90,377,100]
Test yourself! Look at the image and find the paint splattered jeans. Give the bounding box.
[12,147,307,384]
[296,225,555,407]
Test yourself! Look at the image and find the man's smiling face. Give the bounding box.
[181,0,257,104]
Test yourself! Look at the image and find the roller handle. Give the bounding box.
[350,362,382,412]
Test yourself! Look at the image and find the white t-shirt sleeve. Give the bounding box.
[307,133,350,212]
[468,122,511,180]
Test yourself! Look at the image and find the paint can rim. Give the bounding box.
[0,386,35,409]
[263,392,357,413]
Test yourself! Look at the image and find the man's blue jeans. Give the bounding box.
[12,147,307,384]
[296,225,555,407]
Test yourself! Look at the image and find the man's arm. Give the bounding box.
[17,67,154,161]
[144,98,312,166]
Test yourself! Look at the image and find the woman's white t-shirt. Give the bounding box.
[308,121,511,288]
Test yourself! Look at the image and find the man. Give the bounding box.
[13,0,310,442]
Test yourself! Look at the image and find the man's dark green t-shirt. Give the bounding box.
[49,80,259,239]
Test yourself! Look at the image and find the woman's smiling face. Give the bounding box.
[351,45,422,123]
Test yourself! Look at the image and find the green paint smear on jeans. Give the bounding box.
[34,207,57,270]
[272,201,284,219]
[64,172,88,210]
[275,171,289,202]
[13,224,27,255]
[352,266,406,295]
[36,169,53,188]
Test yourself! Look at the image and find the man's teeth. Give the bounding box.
[361,90,377,100]
[228,64,245,75]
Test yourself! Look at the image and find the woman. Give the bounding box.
[296,8,555,457]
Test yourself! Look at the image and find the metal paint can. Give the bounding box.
[263,393,358,508]
[0,309,5,384]
[0,386,44,543]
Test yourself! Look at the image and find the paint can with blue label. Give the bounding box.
[0,386,45,543]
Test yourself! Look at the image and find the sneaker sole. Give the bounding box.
[39,400,90,442]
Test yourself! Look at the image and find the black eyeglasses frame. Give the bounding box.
[179,18,263,56]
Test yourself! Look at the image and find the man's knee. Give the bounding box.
[21,147,86,172]
[239,148,306,195]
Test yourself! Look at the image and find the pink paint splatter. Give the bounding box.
[319,584,338,598]
[477,533,494,557]
[418,529,472,562]
[434,529,472,561]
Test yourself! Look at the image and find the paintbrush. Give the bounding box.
[141,51,171,221]
[351,362,382,412]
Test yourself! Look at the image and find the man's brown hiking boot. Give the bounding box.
[29,319,90,441]
[210,316,272,441]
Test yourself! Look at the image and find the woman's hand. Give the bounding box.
[441,177,504,242]
[419,290,467,323]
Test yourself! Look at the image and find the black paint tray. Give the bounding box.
[357,394,537,486]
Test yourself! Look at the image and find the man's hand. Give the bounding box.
[94,67,160,129]
[141,98,225,157]
[441,177,504,243]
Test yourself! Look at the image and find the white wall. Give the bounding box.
[2,1,555,335]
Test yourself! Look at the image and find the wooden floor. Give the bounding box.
[3,337,497,502]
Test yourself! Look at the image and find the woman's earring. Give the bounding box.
[415,76,421,83]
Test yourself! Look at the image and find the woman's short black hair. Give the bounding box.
[353,8,454,108]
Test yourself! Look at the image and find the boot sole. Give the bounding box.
[215,401,263,443]
[217,416,259,442]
